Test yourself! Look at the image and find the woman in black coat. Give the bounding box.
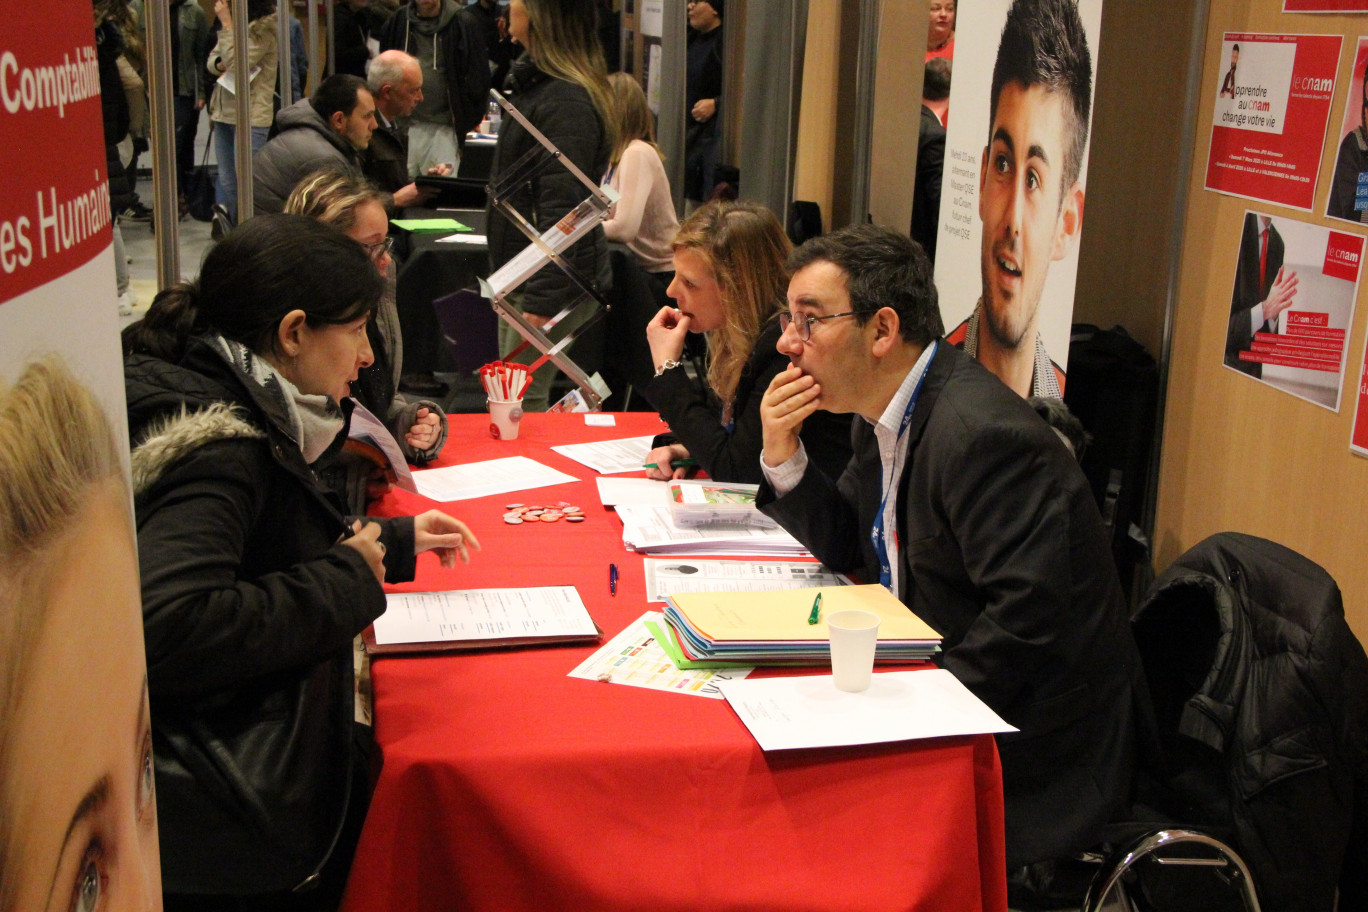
[488,0,613,410]
[643,201,853,485]
[122,215,479,908]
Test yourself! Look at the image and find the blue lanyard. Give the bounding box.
[871,341,935,590]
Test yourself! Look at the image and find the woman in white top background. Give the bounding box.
[602,72,680,288]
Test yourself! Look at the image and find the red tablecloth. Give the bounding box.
[340,412,1007,912]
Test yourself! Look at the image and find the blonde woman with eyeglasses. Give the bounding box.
[285,169,447,495]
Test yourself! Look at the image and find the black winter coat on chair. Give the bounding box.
[1133,532,1368,912]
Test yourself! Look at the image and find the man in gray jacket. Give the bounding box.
[253,74,377,213]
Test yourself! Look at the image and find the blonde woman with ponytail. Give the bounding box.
[643,201,853,484]
[488,0,613,410]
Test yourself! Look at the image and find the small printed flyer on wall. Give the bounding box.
[1222,210,1363,410]
[1284,1,1368,12]
[1205,33,1342,211]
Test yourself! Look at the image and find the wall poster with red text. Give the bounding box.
[1206,33,1342,211]
[1350,333,1368,456]
[1284,1,1368,12]
[1223,210,1363,410]
[0,0,165,907]
[1324,38,1368,225]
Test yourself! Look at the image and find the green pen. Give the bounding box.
[641,457,699,469]
[807,591,822,625]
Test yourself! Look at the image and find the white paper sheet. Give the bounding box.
[718,669,1016,751]
[411,455,578,501]
[643,558,846,602]
[595,476,671,507]
[551,435,655,474]
[435,233,488,245]
[584,413,616,427]
[347,400,417,493]
[373,586,596,645]
[615,504,808,557]
[567,611,751,698]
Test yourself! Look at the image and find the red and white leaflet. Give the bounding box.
[1284,1,1368,12]
[1206,33,1342,211]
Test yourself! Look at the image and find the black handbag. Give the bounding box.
[184,123,217,222]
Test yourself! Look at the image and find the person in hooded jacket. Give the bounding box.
[123,214,479,908]
[253,74,377,213]
[487,0,614,410]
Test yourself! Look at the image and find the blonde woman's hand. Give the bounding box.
[643,443,692,481]
[414,510,481,568]
[645,306,691,372]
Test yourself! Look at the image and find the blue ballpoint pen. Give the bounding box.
[609,563,619,596]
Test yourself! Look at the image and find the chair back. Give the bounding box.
[1128,532,1368,912]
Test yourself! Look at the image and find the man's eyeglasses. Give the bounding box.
[778,310,859,341]
[362,236,394,263]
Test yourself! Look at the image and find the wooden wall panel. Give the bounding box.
[1155,1,1368,642]
[793,0,843,233]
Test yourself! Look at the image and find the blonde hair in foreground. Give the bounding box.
[283,168,388,234]
[606,72,661,166]
[0,356,127,909]
[672,200,792,410]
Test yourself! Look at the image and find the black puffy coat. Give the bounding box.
[125,336,415,894]
[1134,532,1368,911]
[486,55,610,318]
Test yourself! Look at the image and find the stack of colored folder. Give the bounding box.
[662,585,941,665]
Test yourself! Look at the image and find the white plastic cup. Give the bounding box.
[488,398,523,440]
[828,609,880,693]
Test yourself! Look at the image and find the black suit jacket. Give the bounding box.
[758,343,1147,867]
[364,119,409,196]
[1226,213,1284,378]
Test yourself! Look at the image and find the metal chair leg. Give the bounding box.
[1081,829,1261,912]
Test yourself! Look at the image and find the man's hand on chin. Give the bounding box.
[761,365,821,467]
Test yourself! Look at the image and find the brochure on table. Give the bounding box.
[567,611,752,699]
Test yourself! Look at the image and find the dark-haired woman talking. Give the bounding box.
[123,214,479,907]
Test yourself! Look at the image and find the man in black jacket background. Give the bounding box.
[756,223,1148,874]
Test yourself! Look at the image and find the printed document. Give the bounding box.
[615,503,807,557]
[643,558,845,601]
[551,435,655,474]
[373,586,596,645]
[595,476,671,507]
